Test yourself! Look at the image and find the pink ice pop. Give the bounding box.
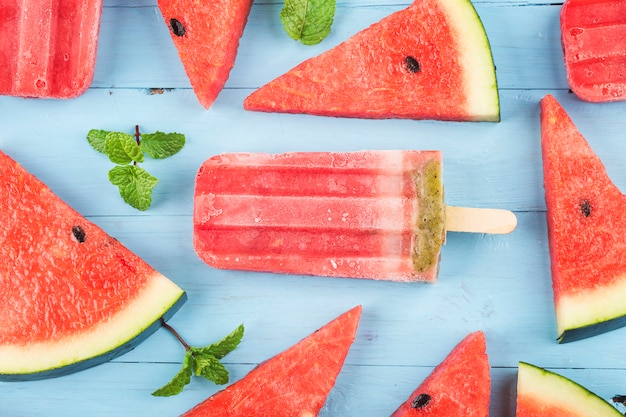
[0,0,103,99]
[193,150,447,282]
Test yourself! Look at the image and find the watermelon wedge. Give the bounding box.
[516,362,622,417]
[541,94,626,343]
[0,151,186,380]
[244,0,499,122]
[560,0,626,102]
[389,331,490,417]
[157,0,254,109]
[0,1,103,99]
[181,305,362,417]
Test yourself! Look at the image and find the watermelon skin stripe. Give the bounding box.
[0,151,187,380]
[557,279,626,343]
[243,0,499,122]
[541,95,626,343]
[516,362,623,417]
[0,280,186,381]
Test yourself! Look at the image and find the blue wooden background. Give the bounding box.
[2,0,626,416]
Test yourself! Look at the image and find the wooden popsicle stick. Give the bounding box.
[445,206,517,234]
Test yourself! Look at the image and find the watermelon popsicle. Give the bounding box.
[193,150,516,282]
[0,0,103,99]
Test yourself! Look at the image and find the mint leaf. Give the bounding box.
[280,0,336,45]
[105,132,144,165]
[152,351,194,397]
[86,126,185,211]
[140,132,186,159]
[192,352,230,385]
[108,165,158,211]
[154,323,244,395]
[194,324,244,360]
[87,129,110,154]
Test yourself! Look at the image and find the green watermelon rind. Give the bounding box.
[244,0,500,122]
[517,362,622,416]
[439,0,500,122]
[0,275,186,381]
[556,280,626,343]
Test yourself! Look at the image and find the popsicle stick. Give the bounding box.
[445,206,517,234]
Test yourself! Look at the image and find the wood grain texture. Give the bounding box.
[2,0,626,416]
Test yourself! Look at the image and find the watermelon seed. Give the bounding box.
[612,394,626,405]
[411,393,431,409]
[579,199,592,217]
[169,19,186,37]
[405,56,421,73]
[72,226,86,243]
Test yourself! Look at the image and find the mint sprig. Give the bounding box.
[280,0,336,45]
[86,126,185,211]
[153,321,244,397]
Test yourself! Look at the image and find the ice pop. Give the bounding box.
[560,0,626,102]
[193,150,516,282]
[0,0,103,99]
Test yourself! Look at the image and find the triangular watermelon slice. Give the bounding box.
[157,0,254,109]
[181,305,362,417]
[389,331,490,417]
[516,362,622,417]
[0,151,186,380]
[244,0,499,122]
[541,94,626,343]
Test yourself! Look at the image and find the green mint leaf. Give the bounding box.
[86,129,110,154]
[108,165,158,211]
[191,352,230,385]
[140,131,186,159]
[193,324,244,360]
[105,132,144,165]
[280,0,336,45]
[152,352,194,397]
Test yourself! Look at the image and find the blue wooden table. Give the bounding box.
[3,0,626,416]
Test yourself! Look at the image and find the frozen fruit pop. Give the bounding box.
[560,0,626,102]
[0,0,103,99]
[193,150,516,282]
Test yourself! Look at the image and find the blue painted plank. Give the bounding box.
[3,0,626,416]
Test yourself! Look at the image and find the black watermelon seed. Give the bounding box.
[170,18,186,37]
[72,226,86,243]
[405,56,421,73]
[411,393,431,409]
[580,199,592,218]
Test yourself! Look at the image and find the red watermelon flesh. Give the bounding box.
[560,0,626,102]
[243,0,499,122]
[541,94,626,342]
[0,0,103,99]
[157,0,254,109]
[0,150,186,380]
[181,305,362,417]
[389,331,490,417]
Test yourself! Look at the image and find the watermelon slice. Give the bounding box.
[181,305,362,417]
[541,94,626,343]
[516,362,622,417]
[244,0,499,122]
[157,0,254,109]
[0,1,103,99]
[0,151,186,380]
[389,331,490,417]
[560,0,626,102]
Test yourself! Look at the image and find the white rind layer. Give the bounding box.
[556,274,626,338]
[0,272,185,376]
[517,362,622,416]
[439,0,500,121]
